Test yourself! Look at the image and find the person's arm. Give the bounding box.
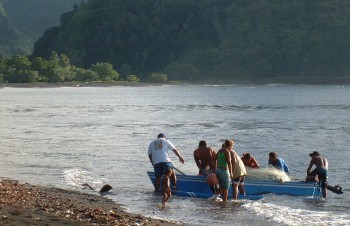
[252,158,260,168]
[148,143,153,165]
[209,149,217,170]
[284,162,289,173]
[324,157,329,170]
[225,150,233,178]
[275,158,283,170]
[173,149,185,164]
[149,154,153,165]
[307,160,313,175]
[213,151,217,173]
[231,151,238,171]
[193,151,202,170]
[268,159,273,166]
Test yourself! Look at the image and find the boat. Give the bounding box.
[147,171,322,200]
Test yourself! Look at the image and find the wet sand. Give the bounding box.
[0,179,180,226]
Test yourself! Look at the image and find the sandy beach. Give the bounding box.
[0,179,179,226]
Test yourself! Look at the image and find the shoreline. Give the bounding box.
[1,76,350,89]
[0,179,180,226]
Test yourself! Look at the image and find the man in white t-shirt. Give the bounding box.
[148,133,185,193]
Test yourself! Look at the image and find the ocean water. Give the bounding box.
[0,84,349,225]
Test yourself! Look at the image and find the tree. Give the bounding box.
[6,70,39,83]
[71,67,98,81]
[49,51,60,67]
[6,55,31,71]
[90,63,119,81]
[165,63,201,81]
[31,57,49,75]
[59,54,70,68]
[146,73,168,83]
[127,74,140,82]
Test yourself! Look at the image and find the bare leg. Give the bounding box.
[222,189,228,202]
[232,183,239,200]
[155,176,161,193]
[322,188,327,198]
[170,171,177,187]
[238,184,245,195]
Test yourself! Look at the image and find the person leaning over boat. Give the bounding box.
[193,140,216,176]
[307,151,328,198]
[268,152,289,173]
[230,140,247,200]
[213,140,233,202]
[148,133,185,193]
[241,153,260,169]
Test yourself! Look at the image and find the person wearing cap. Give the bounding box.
[241,153,260,169]
[193,140,216,176]
[307,151,328,198]
[268,152,289,173]
[148,133,185,193]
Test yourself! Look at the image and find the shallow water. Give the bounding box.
[0,85,349,225]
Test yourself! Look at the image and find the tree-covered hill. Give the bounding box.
[0,0,83,56]
[0,1,32,56]
[33,0,350,81]
[2,0,83,38]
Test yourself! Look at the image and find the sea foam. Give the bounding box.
[243,202,350,226]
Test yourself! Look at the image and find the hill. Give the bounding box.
[0,0,83,56]
[32,0,350,81]
[0,1,32,56]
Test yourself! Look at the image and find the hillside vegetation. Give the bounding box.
[32,0,350,81]
[0,0,82,56]
[0,1,32,56]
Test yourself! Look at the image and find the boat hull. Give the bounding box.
[147,171,321,199]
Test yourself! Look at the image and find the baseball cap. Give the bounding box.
[309,151,320,157]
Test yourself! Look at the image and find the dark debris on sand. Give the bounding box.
[0,179,180,226]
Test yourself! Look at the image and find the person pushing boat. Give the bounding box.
[148,133,185,193]
[307,151,328,198]
[241,153,260,169]
[213,140,233,202]
[230,141,247,200]
[193,140,216,176]
[268,152,289,173]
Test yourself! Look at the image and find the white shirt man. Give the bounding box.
[148,133,184,193]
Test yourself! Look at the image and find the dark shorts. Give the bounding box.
[310,166,328,188]
[232,176,245,185]
[154,162,174,177]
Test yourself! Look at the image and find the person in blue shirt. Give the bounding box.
[268,152,289,173]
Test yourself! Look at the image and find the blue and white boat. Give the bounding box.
[147,171,321,200]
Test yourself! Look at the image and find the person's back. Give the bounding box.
[231,151,246,178]
[276,157,289,173]
[268,152,289,173]
[148,137,174,165]
[241,153,260,168]
[217,149,228,168]
[312,156,328,169]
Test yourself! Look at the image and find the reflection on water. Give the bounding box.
[0,85,349,225]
